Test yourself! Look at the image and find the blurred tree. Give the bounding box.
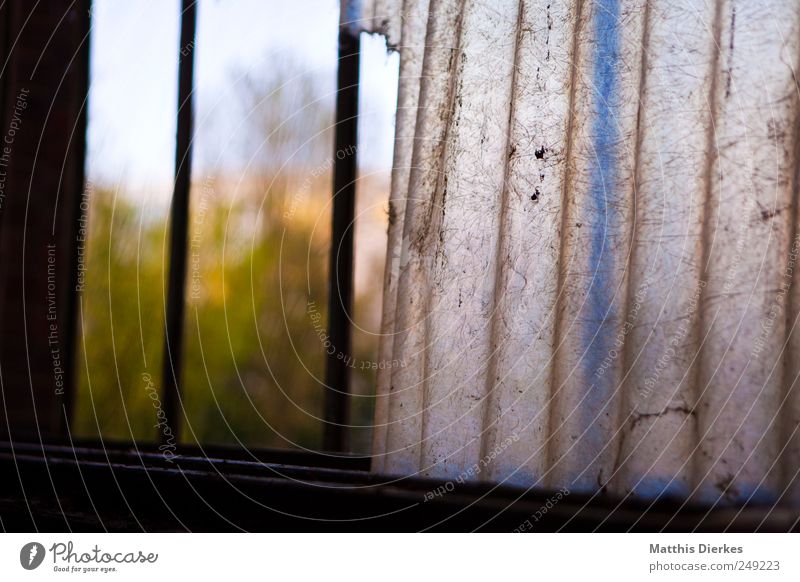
[75,59,382,452]
[74,188,167,441]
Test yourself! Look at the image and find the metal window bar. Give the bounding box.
[323,25,360,453]
[161,0,197,445]
[62,4,92,435]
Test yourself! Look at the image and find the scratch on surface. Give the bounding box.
[629,405,696,431]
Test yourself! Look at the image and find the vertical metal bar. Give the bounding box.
[161,0,197,445]
[62,0,92,435]
[323,25,360,452]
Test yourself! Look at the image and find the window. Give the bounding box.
[75,0,399,453]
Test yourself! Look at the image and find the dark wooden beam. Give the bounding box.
[0,0,90,442]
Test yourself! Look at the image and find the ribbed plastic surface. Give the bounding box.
[359,0,800,507]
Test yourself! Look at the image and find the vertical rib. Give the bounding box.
[372,0,431,472]
[418,0,520,479]
[609,0,716,500]
[384,0,466,475]
[781,18,800,506]
[546,0,647,492]
[692,0,800,505]
[481,0,579,486]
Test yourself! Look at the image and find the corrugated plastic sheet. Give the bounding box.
[351,0,800,507]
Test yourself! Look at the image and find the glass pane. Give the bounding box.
[74,0,179,442]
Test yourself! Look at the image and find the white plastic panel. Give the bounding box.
[362,0,800,507]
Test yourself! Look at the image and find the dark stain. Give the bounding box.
[761,207,781,221]
[757,199,784,221]
[725,5,736,98]
[546,4,552,36]
[531,188,540,202]
[545,4,552,59]
[438,175,448,248]
[535,146,547,159]
[767,119,785,141]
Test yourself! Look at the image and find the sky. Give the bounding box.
[86,0,399,198]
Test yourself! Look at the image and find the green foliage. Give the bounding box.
[74,188,167,441]
[75,178,376,451]
[75,59,381,452]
